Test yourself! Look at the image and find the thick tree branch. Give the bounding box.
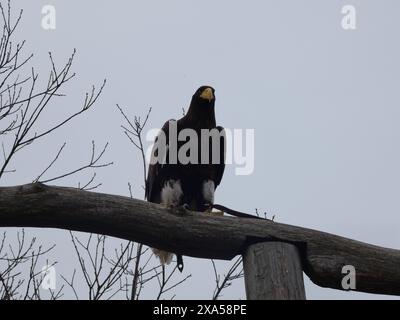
[0,183,399,296]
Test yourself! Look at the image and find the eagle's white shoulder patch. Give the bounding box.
[161,180,183,206]
[202,180,215,205]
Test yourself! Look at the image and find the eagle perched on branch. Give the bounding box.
[146,86,226,270]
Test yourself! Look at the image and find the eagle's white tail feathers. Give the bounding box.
[152,248,174,265]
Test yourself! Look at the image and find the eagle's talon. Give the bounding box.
[161,203,176,210]
[181,203,190,211]
[174,203,190,216]
[208,210,224,217]
[203,203,213,212]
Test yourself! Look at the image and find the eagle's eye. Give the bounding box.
[199,87,214,102]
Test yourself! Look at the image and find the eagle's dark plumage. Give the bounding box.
[146,86,225,268]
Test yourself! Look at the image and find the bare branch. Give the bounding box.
[212,257,244,300]
[37,141,113,184]
[1,183,400,297]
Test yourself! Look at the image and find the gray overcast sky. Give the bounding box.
[1,0,400,299]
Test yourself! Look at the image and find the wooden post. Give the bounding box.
[243,242,306,300]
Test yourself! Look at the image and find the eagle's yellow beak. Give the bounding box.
[199,87,214,102]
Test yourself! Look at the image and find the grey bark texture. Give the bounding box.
[243,242,306,300]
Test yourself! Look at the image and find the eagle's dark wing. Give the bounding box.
[214,126,226,188]
[145,119,175,203]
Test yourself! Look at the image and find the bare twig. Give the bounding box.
[36,141,113,185]
[211,257,244,300]
[0,230,58,300]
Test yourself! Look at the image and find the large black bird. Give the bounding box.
[146,86,225,268]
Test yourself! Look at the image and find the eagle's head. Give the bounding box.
[186,86,217,124]
[192,86,216,107]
